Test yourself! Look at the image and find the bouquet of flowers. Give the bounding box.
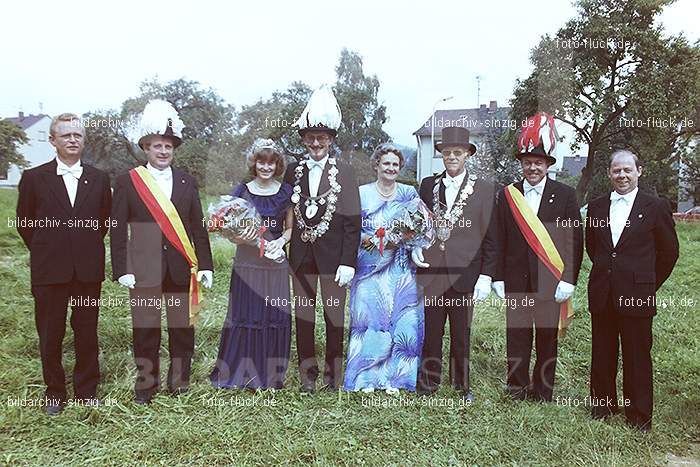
[371,197,435,255]
[207,195,285,263]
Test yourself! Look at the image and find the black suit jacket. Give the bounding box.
[110,166,213,288]
[585,191,678,317]
[283,157,361,275]
[16,159,111,285]
[495,178,584,299]
[416,171,499,293]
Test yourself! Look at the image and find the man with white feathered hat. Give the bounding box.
[110,100,213,404]
[283,85,361,393]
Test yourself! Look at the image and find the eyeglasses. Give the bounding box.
[303,134,331,144]
[441,149,465,157]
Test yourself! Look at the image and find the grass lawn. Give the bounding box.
[0,187,698,465]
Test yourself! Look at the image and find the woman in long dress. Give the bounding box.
[210,139,293,389]
[343,143,433,394]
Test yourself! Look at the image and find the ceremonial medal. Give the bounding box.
[305,204,319,219]
[292,157,342,242]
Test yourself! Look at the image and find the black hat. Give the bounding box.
[435,126,475,154]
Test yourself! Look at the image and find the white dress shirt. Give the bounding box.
[443,169,467,211]
[524,176,547,215]
[146,163,173,199]
[306,155,328,197]
[609,187,638,247]
[56,157,83,207]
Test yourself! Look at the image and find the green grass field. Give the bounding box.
[0,187,698,466]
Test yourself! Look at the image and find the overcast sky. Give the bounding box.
[2,0,698,147]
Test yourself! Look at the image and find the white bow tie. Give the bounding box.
[610,192,629,203]
[525,186,542,196]
[307,160,324,171]
[151,170,172,181]
[443,177,458,188]
[57,165,83,179]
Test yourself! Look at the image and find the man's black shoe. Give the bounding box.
[462,390,475,403]
[46,403,64,416]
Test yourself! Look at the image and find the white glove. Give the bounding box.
[472,274,492,303]
[335,265,355,288]
[554,280,575,303]
[264,237,286,255]
[197,270,213,289]
[492,281,505,299]
[411,247,430,268]
[118,274,135,289]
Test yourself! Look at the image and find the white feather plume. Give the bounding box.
[295,85,342,132]
[130,99,185,145]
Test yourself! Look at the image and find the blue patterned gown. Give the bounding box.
[343,183,426,392]
[210,182,293,390]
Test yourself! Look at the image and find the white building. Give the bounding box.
[1,112,53,186]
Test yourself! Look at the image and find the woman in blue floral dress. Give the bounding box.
[343,144,434,394]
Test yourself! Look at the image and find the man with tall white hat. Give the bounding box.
[283,85,361,392]
[110,100,213,404]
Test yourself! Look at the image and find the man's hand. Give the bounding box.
[265,237,286,255]
[335,265,355,287]
[197,270,213,289]
[492,281,505,299]
[118,274,135,289]
[554,280,575,303]
[411,247,429,268]
[472,274,492,303]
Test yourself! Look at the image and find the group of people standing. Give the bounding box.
[16,87,678,433]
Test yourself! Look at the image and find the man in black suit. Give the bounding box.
[492,112,584,402]
[16,113,111,415]
[110,100,213,404]
[586,149,678,432]
[414,126,499,401]
[283,86,361,392]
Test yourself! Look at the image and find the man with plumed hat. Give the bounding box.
[413,126,499,401]
[110,100,213,404]
[492,112,583,402]
[283,85,361,393]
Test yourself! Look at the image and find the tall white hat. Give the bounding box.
[294,85,342,137]
[132,99,185,149]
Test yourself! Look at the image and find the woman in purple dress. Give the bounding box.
[211,139,293,389]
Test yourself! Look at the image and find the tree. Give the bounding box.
[0,120,29,175]
[235,49,391,185]
[468,112,522,189]
[82,78,237,188]
[511,0,700,205]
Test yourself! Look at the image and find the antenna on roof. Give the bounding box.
[39,102,44,113]
[476,76,481,108]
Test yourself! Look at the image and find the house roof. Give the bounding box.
[413,106,512,137]
[5,114,50,130]
[561,155,587,176]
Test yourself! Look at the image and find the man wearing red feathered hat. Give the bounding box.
[492,112,583,402]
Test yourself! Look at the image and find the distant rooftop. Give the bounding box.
[5,112,50,130]
[561,155,588,177]
[414,101,511,137]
